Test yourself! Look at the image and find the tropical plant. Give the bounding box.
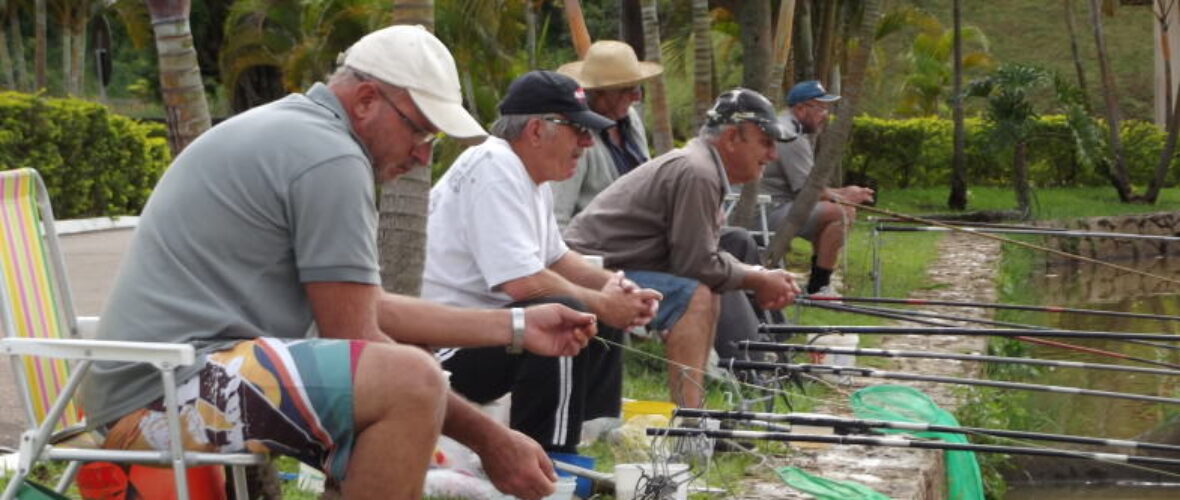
[965,64,1053,216]
[894,16,993,117]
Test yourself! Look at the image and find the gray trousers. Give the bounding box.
[715,226,776,360]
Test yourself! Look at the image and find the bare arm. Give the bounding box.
[305,282,388,343]
[499,262,661,330]
[547,250,612,290]
[443,392,557,499]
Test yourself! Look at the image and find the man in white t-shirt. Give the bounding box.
[424,71,662,455]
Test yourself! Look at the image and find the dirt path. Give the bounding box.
[733,232,1001,499]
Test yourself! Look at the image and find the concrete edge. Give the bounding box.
[54,216,139,235]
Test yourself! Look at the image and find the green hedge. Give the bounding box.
[0,91,170,218]
[846,115,1178,189]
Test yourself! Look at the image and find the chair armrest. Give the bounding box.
[0,338,195,367]
[76,316,99,337]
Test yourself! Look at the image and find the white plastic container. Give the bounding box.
[614,463,689,500]
[806,333,859,383]
[539,477,577,500]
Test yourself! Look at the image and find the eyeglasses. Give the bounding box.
[375,89,439,146]
[543,117,591,137]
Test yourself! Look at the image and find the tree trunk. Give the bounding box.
[1158,1,1174,119]
[0,15,13,89]
[640,0,673,154]
[794,0,814,81]
[814,0,840,85]
[619,0,644,59]
[949,0,968,210]
[1146,80,1180,202]
[1065,0,1091,111]
[1013,140,1031,216]
[10,11,27,91]
[1088,0,1134,201]
[377,0,435,296]
[146,0,212,155]
[563,0,591,58]
[691,0,713,130]
[61,20,72,94]
[766,0,882,267]
[34,0,45,91]
[526,1,537,68]
[732,0,789,229]
[70,20,85,95]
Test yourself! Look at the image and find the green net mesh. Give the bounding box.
[851,384,985,500]
[777,466,892,499]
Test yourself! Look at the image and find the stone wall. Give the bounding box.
[1045,212,1180,261]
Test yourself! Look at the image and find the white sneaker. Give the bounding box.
[809,285,842,303]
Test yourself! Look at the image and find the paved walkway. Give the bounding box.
[1,228,133,449]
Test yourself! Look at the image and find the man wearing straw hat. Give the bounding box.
[551,40,662,228]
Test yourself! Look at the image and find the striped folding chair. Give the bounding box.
[0,168,262,500]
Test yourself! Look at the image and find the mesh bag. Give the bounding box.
[851,384,984,500]
[776,467,892,500]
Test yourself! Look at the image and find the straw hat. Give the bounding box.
[557,40,663,90]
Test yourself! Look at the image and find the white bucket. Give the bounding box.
[806,333,859,383]
[614,463,689,500]
[539,477,577,500]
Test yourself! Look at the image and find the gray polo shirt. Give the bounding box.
[761,109,812,205]
[564,138,747,292]
[79,83,381,427]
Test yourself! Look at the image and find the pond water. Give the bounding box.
[1002,256,1180,498]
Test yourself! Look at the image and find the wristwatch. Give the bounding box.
[506,307,525,354]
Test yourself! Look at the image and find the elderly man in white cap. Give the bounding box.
[551,40,663,227]
[80,26,594,500]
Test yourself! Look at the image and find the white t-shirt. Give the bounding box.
[423,137,569,308]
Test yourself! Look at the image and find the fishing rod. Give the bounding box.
[739,341,1180,378]
[761,324,1180,342]
[647,427,1180,469]
[797,299,1180,353]
[876,225,1180,243]
[872,218,1068,232]
[675,408,1180,454]
[803,295,1180,323]
[723,359,1180,405]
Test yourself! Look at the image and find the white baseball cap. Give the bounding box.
[339,25,486,141]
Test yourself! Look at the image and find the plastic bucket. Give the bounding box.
[76,462,128,500]
[614,463,689,500]
[539,477,577,500]
[548,452,594,498]
[127,464,227,500]
[621,400,676,423]
[806,333,859,383]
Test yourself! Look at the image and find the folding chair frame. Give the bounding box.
[0,169,261,500]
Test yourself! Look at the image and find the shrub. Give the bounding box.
[846,114,1178,189]
[0,91,170,218]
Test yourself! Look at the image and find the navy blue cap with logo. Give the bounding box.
[498,70,614,131]
[704,88,796,143]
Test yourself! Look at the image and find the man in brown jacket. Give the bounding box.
[565,88,800,407]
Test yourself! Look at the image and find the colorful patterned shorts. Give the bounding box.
[102,338,361,481]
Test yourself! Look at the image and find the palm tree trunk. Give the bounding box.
[641,0,673,154]
[814,0,840,85]
[1157,0,1175,120]
[949,0,968,210]
[61,21,71,94]
[619,0,645,59]
[378,0,435,296]
[766,0,882,267]
[9,10,27,91]
[1013,141,1031,216]
[1088,0,1134,201]
[34,0,45,90]
[1146,80,1180,202]
[1146,0,1179,203]
[691,0,713,130]
[794,0,814,81]
[732,0,789,229]
[526,1,537,68]
[71,25,85,94]
[1065,0,1091,110]
[0,15,13,88]
[146,0,212,155]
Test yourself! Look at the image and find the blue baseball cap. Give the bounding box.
[786,80,841,107]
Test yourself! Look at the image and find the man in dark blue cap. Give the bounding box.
[759,80,874,296]
[423,70,663,457]
[566,88,801,408]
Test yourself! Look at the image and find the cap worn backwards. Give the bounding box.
[339,25,487,141]
[705,88,796,143]
[498,71,614,132]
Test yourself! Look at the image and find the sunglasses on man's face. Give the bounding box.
[543,117,592,137]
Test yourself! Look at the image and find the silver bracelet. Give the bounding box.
[506,307,525,354]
